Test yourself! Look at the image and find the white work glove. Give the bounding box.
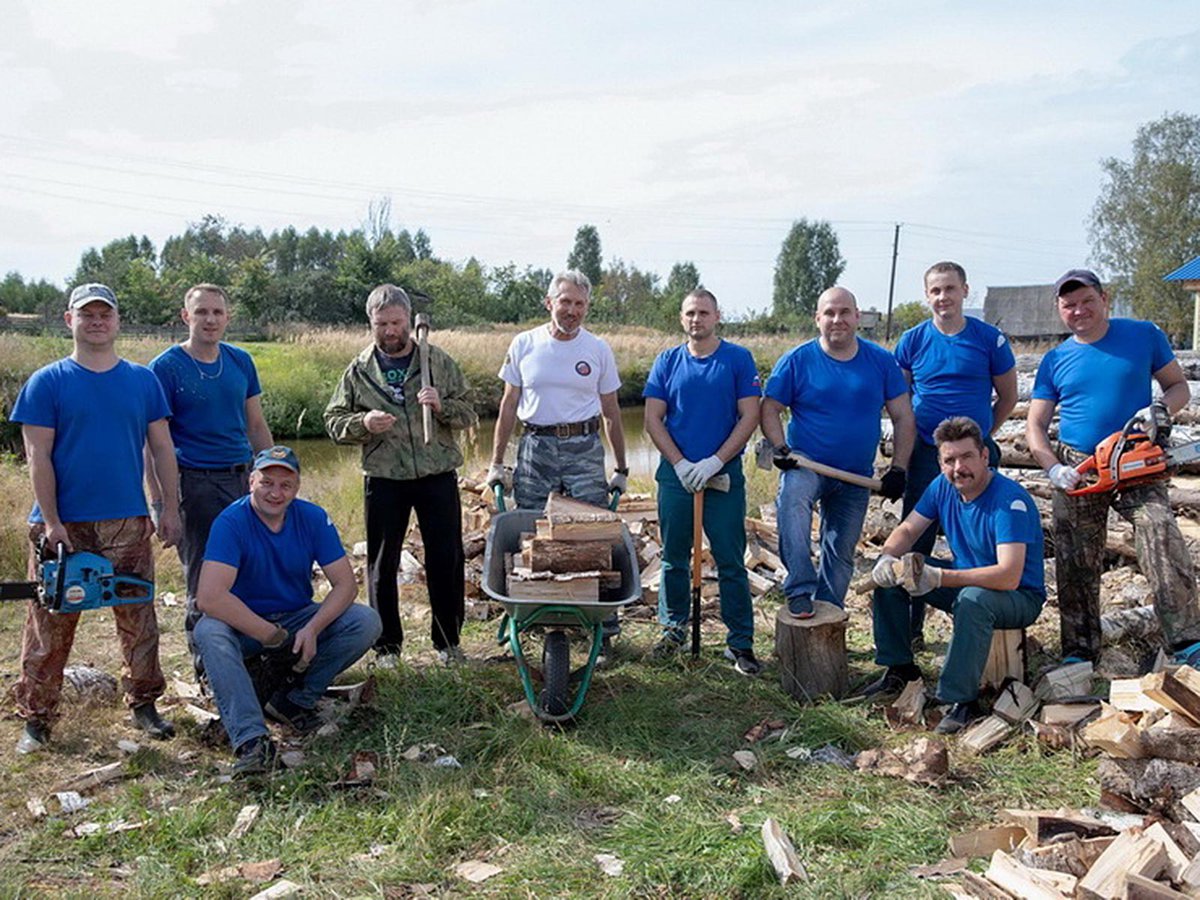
[1136,400,1172,446]
[486,463,513,491]
[872,553,901,588]
[1047,463,1081,491]
[685,455,725,492]
[907,561,943,597]
[608,470,628,494]
[673,459,699,492]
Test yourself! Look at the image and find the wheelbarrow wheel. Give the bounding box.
[540,630,571,717]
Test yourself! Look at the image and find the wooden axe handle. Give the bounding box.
[787,453,882,491]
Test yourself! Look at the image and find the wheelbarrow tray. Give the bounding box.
[482,509,642,623]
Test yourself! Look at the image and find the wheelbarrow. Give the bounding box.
[482,487,640,723]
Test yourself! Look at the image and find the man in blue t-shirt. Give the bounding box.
[761,286,915,616]
[643,289,762,673]
[9,283,182,754]
[894,261,1017,647]
[148,283,274,680]
[193,446,382,776]
[1027,268,1200,668]
[864,417,1045,734]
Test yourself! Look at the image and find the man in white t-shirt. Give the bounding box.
[488,270,628,510]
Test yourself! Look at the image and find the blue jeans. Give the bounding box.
[777,468,870,608]
[655,458,753,649]
[195,602,382,751]
[872,575,1043,703]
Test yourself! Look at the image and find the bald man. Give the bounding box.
[761,287,915,616]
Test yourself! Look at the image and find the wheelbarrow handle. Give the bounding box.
[608,487,622,511]
[492,484,508,513]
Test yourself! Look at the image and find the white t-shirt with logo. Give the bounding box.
[498,325,621,426]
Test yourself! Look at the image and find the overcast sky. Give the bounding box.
[2,1,1197,315]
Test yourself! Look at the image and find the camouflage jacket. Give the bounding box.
[324,342,478,480]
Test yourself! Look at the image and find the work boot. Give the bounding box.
[724,646,762,676]
[132,703,176,740]
[860,665,921,704]
[264,692,322,735]
[15,720,50,755]
[232,735,278,778]
[934,700,983,735]
[437,645,467,667]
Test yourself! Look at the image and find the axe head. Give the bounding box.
[704,473,731,493]
[899,553,926,594]
[414,312,431,334]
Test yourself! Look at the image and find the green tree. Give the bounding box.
[772,218,845,318]
[566,225,603,287]
[889,300,932,336]
[1090,112,1200,345]
[231,255,275,322]
[594,258,659,324]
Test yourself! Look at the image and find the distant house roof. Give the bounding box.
[1165,256,1200,282]
[982,285,1069,339]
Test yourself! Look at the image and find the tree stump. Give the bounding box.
[775,601,849,701]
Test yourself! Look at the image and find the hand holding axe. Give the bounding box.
[754,438,882,491]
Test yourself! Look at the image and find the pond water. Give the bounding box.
[292,405,661,479]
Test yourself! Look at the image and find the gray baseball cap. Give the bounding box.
[1053,269,1102,296]
[67,283,119,310]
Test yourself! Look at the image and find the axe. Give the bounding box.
[691,471,730,657]
[754,438,882,491]
[415,312,432,445]
[852,552,926,595]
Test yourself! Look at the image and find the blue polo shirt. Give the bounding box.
[11,358,170,523]
[915,471,1045,595]
[1032,319,1174,452]
[643,340,761,460]
[895,317,1015,444]
[204,496,347,615]
[764,338,908,477]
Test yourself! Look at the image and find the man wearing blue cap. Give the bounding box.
[194,446,382,776]
[9,283,181,754]
[1026,268,1200,668]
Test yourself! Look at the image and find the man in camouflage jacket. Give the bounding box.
[325,284,478,666]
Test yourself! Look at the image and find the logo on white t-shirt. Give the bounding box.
[575,361,592,377]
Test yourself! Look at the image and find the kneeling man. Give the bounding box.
[865,417,1044,734]
[194,446,382,774]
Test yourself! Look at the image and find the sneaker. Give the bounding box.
[934,700,983,735]
[1175,642,1200,668]
[132,702,176,740]
[15,720,50,755]
[596,634,614,667]
[859,666,919,704]
[437,645,466,666]
[787,595,815,619]
[650,631,685,660]
[724,647,762,676]
[264,693,323,735]
[232,735,279,778]
[374,651,400,670]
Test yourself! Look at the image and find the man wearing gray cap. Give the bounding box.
[1026,268,1200,668]
[8,283,182,753]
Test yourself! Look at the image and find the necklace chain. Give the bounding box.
[186,344,224,380]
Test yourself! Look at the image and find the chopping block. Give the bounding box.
[775,601,849,701]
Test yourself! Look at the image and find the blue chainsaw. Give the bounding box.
[0,541,154,613]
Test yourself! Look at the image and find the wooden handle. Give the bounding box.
[415,313,432,445]
[788,453,882,491]
[691,490,704,586]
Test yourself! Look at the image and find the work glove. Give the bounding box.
[1136,400,1172,447]
[902,556,943,597]
[878,466,906,501]
[1047,463,1081,491]
[673,459,699,492]
[486,463,513,491]
[608,470,628,494]
[686,455,725,491]
[872,553,902,588]
[771,443,799,471]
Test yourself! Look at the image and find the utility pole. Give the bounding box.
[884,223,901,341]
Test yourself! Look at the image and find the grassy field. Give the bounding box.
[0,450,1101,898]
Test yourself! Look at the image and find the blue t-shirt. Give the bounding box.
[203,495,346,616]
[10,358,170,523]
[895,317,1015,445]
[643,340,761,461]
[1031,319,1174,452]
[148,343,262,468]
[915,471,1045,595]
[764,338,908,477]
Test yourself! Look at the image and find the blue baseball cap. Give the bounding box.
[252,445,301,475]
[68,283,118,310]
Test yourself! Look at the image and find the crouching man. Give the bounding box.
[194,446,381,775]
[863,417,1045,734]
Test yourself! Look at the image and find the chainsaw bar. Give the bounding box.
[0,582,39,602]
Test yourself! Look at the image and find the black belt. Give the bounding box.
[181,463,251,474]
[524,417,602,438]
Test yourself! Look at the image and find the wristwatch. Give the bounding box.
[614,467,629,476]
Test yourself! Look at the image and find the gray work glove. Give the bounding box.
[673,459,699,492]
[685,455,724,491]
[1136,400,1172,447]
[1047,463,1081,491]
[608,471,628,494]
[486,463,513,491]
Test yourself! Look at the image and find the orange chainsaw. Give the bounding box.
[1068,415,1200,496]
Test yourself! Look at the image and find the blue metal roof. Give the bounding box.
[1165,256,1200,281]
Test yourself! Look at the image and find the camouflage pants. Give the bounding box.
[514,429,608,511]
[1052,444,1200,661]
[13,517,165,724]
